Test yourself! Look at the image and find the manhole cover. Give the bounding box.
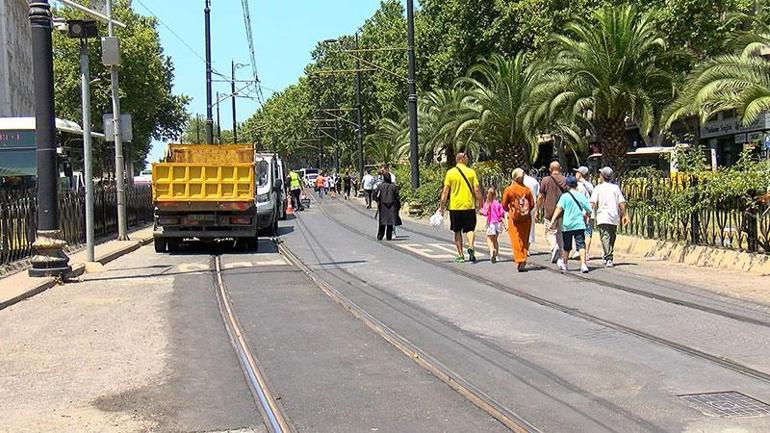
[679,391,770,417]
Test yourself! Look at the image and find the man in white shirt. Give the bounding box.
[522,167,539,245]
[573,166,594,258]
[362,170,376,208]
[589,167,629,268]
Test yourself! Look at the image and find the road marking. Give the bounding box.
[396,243,455,259]
[177,263,210,273]
[224,261,253,270]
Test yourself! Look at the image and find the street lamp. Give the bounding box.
[232,61,249,144]
[28,0,71,277]
[406,0,420,189]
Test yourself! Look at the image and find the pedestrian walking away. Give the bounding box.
[539,161,568,267]
[327,174,337,198]
[589,166,629,268]
[343,171,353,200]
[550,175,593,273]
[315,172,326,199]
[502,168,536,271]
[362,170,376,208]
[374,173,400,240]
[287,169,304,211]
[522,166,540,246]
[572,166,594,259]
[439,153,483,263]
[480,187,505,263]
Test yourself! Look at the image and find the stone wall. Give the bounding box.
[0,0,34,117]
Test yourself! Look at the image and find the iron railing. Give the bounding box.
[0,187,153,267]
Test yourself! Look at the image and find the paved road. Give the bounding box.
[280,193,770,433]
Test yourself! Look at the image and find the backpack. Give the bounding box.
[513,195,531,220]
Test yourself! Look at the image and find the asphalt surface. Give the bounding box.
[279,193,770,433]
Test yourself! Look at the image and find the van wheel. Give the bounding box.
[154,238,167,253]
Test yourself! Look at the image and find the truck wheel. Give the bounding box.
[154,238,167,253]
[167,238,181,253]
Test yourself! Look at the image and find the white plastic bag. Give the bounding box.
[429,210,444,228]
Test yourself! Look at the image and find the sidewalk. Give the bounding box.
[350,194,770,305]
[0,226,154,310]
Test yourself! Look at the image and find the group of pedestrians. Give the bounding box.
[312,171,357,200]
[438,155,628,273]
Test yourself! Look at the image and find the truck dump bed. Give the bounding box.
[152,144,255,209]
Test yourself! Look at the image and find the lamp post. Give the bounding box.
[406,0,420,189]
[67,19,99,262]
[231,61,249,144]
[204,0,213,144]
[106,0,127,240]
[354,33,364,182]
[215,91,221,143]
[28,0,71,277]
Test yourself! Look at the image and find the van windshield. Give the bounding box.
[256,160,270,187]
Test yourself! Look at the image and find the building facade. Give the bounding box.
[0,0,34,117]
[700,111,770,167]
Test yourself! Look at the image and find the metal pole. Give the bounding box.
[216,91,221,143]
[80,38,95,262]
[231,60,238,144]
[406,0,420,189]
[354,33,365,181]
[107,0,127,240]
[204,0,213,144]
[28,0,71,277]
[196,113,201,144]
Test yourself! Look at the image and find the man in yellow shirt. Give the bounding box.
[439,153,483,263]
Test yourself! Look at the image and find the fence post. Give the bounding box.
[690,176,700,245]
[645,182,654,238]
[745,190,759,253]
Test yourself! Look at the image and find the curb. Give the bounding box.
[0,237,153,311]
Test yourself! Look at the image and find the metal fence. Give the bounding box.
[620,178,770,254]
[0,187,153,267]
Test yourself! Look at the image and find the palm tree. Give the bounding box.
[666,15,770,129]
[365,117,407,166]
[456,53,542,171]
[533,5,676,175]
[418,89,479,166]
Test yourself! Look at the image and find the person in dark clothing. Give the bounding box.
[375,173,400,241]
[343,171,353,200]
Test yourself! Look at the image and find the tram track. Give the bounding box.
[340,198,770,330]
[212,254,294,433]
[309,197,770,384]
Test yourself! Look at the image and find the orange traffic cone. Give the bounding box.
[287,195,295,215]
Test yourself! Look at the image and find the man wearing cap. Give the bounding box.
[550,175,593,273]
[589,167,629,268]
[573,166,594,258]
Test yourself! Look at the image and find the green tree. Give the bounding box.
[533,5,676,175]
[457,53,542,171]
[366,117,407,165]
[52,0,188,171]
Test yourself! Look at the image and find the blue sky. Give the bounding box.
[138,1,397,162]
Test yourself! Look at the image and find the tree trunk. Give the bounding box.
[497,142,530,173]
[444,142,455,168]
[600,116,628,176]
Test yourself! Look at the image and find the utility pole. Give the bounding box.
[204,0,213,144]
[231,60,238,144]
[354,33,365,182]
[196,114,201,144]
[406,0,420,189]
[215,91,221,143]
[106,0,127,240]
[80,38,95,262]
[28,0,71,277]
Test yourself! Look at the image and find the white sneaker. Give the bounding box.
[605,259,614,268]
[580,264,589,274]
[557,258,567,272]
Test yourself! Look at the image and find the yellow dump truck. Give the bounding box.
[151,144,268,252]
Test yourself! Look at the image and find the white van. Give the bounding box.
[254,153,286,235]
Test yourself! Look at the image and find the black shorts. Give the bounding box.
[562,229,586,252]
[449,209,477,233]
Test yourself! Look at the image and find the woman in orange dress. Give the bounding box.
[501,168,536,271]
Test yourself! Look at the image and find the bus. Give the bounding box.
[0,117,105,191]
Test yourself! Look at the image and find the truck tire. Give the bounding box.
[154,238,167,253]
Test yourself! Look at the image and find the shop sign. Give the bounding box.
[700,112,770,139]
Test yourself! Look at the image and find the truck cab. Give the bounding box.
[254,153,285,234]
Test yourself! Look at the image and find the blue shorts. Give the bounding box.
[585,220,594,237]
[563,230,586,252]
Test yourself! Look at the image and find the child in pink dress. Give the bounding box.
[480,187,505,263]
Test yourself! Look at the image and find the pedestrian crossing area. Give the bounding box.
[394,242,515,260]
